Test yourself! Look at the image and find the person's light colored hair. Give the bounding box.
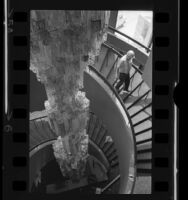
[126,50,135,60]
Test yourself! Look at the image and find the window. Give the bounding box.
[115,11,153,53]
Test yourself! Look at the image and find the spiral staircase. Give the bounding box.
[29,28,152,194]
[92,40,152,193]
[30,111,122,194]
[94,42,152,177]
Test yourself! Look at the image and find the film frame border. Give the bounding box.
[3,1,178,199]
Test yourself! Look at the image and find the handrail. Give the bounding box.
[30,115,48,121]
[100,174,120,193]
[87,65,137,194]
[29,137,113,193]
[30,136,110,168]
[30,65,138,193]
[102,42,143,75]
[30,116,110,170]
[30,138,56,152]
[108,25,151,52]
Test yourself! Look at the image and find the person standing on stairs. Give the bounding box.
[114,50,135,93]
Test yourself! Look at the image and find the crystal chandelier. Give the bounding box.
[30,10,110,181]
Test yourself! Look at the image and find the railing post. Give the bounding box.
[123,80,144,102]
[127,90,151,110]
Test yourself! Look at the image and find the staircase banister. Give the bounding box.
[87,65,137,193]
[88,65,135,135]
[108,25,151,52]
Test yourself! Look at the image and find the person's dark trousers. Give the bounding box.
[115,73,130,92]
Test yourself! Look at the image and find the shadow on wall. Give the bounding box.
[30,71,47,112]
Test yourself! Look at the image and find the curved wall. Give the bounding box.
[84,69,134,193]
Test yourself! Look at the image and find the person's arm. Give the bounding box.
[127,59,133,73]
[115,66,119,79]
[115,60,120,79]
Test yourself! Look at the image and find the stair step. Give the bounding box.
[136,138,152,146]
[91,121,102,142]
[105,146,116,157]
[101,51,116,78]
[137,168,152,176]
[86,112,92,132]
[48,117,56,135]
[110,157,119,168]
[136,141,152,152]
[137,159,151,164]
[88,115,98,137]
[30,117,57,150]
[36,119,50,141]
[30,129,39,144]
[107,151,118,162]
[137,162,151,172]
[41,119,56,139]
[30,121,44,144]
[30,137,37,149]
[94,47,108,72]
[99,131,108,149]
[45,120,57,138]
[137,147,152,154]
[95,127,106,145]
[137,151,152,160]
[102,141,113,153]
[106,56,118,81]
[35,119,49,140]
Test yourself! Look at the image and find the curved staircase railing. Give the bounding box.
[30,63,138,193]
[29,111,125,193]
[85,65,137,193]
[29,133,111,192]
[94,40,152,181]
[87,65,137,165]
[107,25,151,53]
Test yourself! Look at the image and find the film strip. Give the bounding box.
[3,1,179,200]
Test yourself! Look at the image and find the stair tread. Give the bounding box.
[110,157,119,167]
[95,127,106,145]
[42,119,57,138]
[137,152,152,160]
[106,147,116,157]
[88,115,98,136]
[137,162,151,169]
[99,131,108,149]
[136,141,152,151]
[94,47,108,72]
[107,151,118,162]
[137,168,152,176]
[91,122,102,141]
[102,141,114,153]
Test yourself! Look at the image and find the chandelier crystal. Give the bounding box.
[30,10,110,181]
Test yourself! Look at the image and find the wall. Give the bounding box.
[142,50,152,89]
[84,70,134,194]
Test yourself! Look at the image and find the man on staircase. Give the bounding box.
[113,50,135,94]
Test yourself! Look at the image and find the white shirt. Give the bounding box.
[117,55,132,74]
